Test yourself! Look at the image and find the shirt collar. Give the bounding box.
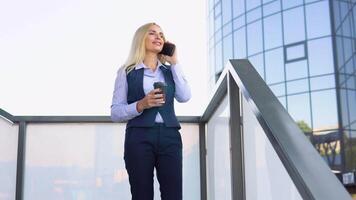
[134,60,167,70]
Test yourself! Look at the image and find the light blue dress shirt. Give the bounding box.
[111,60,191,122]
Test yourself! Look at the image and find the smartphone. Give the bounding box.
[159,42,176,56]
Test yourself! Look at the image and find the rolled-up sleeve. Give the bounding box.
[171,63,191,102]
[110,67,142,122]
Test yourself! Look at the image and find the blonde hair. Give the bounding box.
[123,22,166,73]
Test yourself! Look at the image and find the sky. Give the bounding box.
[0,0,208,116]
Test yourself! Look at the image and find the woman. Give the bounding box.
[110,22,191,200]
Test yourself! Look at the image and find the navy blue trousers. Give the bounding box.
[124,123,182,200]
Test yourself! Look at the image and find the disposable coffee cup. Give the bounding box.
[153,82,167,103]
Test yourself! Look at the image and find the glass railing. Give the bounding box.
[0,111,18,200]
[0,59,352,200]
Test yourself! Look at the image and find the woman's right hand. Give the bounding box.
[136,89,165,113]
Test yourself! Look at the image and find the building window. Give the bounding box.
[284,41,307,63]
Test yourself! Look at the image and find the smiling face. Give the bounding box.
[144,24,165,54]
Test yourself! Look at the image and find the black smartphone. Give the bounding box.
[159,42,176,56]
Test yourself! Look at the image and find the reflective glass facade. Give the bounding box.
[208,0,356,171]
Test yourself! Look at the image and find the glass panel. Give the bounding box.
[242,96,303,200]
[345,58,354,75]
[308,37,334,76]
[282,0,303,10]
[287,93,312,127]
[0,117,18,200]
[233,15,245,30]
[343,38,353,64]
[247,7,262,23]
[286,60,308,81]
[206,96,232,200]
[311,90,338,131]
[223,34,234,66]
[340,89,350,129]
[348,90,356,126]
[223,22,232,37]
[286,43,306,62]
[342,14,352,38]
[287,79,309,94]
[263,0,281,17]
[283,7,306,45]
[265,48,285,84]
[24,123,200,200]
[215,15,222,33]
[233,0,245,18]
[234,27,247,58]
[310,75,335,91]
[333,1,341,30]
[209,13,215,38]
[246,0,261,11]
[222,0,232,24]
[263,13,283,50]
[305,1,331,39]
[215,41,223,73]
[247,20,263,55]
[215,29,222,43]
[336,36,345,67]
[214,2,222,18]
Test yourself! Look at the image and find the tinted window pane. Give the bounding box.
[263,13,282,50]
[249,54,265,79]
[223,22,232,37]
[233,0,245,18]
[222,0,232,24]
[233,15,245,30]
[286,60,308,80]
[306,1,331,39]
[223,34,233,66]
[247,7,261,23]
[215,15,222,32]
[311,90,338,130]
[247,20,263,55]
[346,75,356,90]
[286,42,306,62]
[215,41,223,73]
[215,2,222,17]
[234,27,247,58]
[246,0,261,11]
[287,79,309,94]
[265,48,285,84]
[283,7,306,45]
[343,38,353,62]
[282,0,303,10]
[263,0,281,16]
[308,38,334,76]
[336,36,345,66]
[209,13,215,38]
[348,90,356,125]
[340,89,350,128]
[310,75,335,91]
[287,93,312,127]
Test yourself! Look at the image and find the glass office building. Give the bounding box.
[208,0,356,172]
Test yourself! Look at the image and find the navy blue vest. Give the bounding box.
[126,65,180,128]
